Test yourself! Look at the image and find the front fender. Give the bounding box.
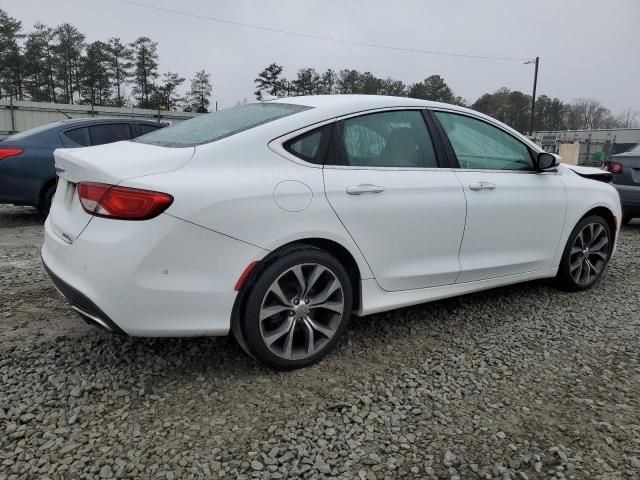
[555,166,622,265]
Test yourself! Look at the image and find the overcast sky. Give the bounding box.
[8,0,640,113]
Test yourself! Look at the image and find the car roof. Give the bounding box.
[271,94,472,116]
[2,117,163,144]
[269,94,506,129]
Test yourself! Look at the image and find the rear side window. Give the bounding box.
[284,125,332,164]
[135,103,311,148]
[89,124,132,146]
[132,123,163,137]
[337,110,438,168]
[63,127,91,146]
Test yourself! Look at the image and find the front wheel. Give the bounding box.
[556,215,612,291]
[240,246,352,370]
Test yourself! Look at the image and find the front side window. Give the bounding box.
[338,110,437,168]
[89,124,131,146]
[435,112,533,171]
[135,103,311,148]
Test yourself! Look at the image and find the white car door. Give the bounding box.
[432,110,567,283]
[323,109,467,291]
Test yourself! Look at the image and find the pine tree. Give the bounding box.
[31,23,57,102]
[79,41,111,105]
[106,38,132,107]
[379,78,407,96]
[131,36,158,108]
[336,69,362,94]
[153,71,184,111]
[0,10,25,100]
[254,63,286,99]
[408,75,464,105]
[185,70,212,113]
[53,23,85,104]
[292,68,321,96]
[24,25,48,101]
[319,69,337,94]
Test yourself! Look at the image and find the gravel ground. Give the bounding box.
[1,204,639,480]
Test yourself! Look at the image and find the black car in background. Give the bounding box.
[603,143,640,225]
[0,118,165,214]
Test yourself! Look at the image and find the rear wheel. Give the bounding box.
[240,247,352,370]
[557,215,612,291]
[39,183,56,216]
[622,215,633,226]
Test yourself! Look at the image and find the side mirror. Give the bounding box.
[536,152,559,171]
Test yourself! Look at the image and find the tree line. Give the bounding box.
[255,63,639,133]
[0,9,213,112]
[1,9,638,131]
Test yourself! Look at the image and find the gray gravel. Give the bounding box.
[1,204,640,480]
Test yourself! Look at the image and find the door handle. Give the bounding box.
[346,184,385,195]
[469,181,496,191]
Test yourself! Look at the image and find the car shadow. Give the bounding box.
[46,277,556,386]
[0,205,44,227]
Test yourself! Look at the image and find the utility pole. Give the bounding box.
[525,57,539,136]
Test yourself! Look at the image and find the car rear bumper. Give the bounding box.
[0,159,51,207]
[614,184,640,215]
[43,261,127,334]
[42,213,268,336]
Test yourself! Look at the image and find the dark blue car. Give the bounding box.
[0,118,165,214]
[603,143,640,225]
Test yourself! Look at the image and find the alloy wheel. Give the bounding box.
[569,222,610,286]
[259,263,345,360]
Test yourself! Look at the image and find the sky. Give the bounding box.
[6,0,640,114]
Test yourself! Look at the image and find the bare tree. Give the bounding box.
[566,98,615,130]
[616,109,640,128]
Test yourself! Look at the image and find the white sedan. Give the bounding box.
[42,95,621,369]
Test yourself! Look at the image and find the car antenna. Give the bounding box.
[57,109,72,119]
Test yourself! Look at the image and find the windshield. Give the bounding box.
[628,143,640,154]
[134,103,311,147]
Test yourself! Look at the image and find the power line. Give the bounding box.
[114,0,531,62]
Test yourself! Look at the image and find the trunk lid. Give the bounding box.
[611,153,640,186]
[53,141,194,184]
[49,141,194,243]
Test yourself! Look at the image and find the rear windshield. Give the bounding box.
[6,121,62,140]
[134,103,311,147]
[628,144,640,154]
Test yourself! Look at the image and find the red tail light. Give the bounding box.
[0,148,24,161]
[77,182,173,220]
[602,161,623,174]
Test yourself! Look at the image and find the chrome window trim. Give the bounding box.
[451,168,558,175]
[324,165,450,172]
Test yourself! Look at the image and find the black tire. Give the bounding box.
[622,215,633,226]
[240,246,352,370]
[39,183,56,216]
[556,215,612,291]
